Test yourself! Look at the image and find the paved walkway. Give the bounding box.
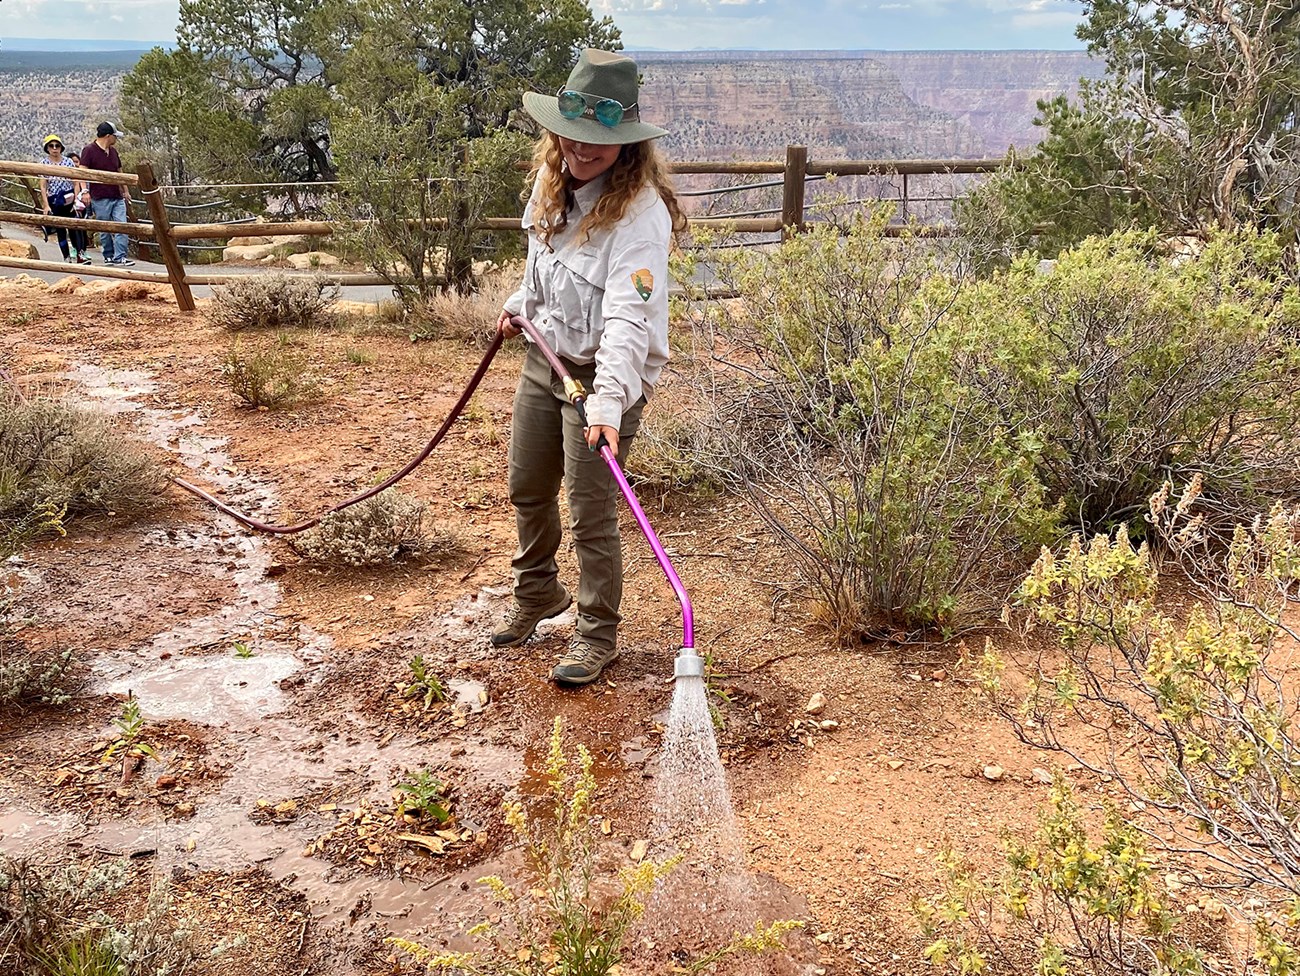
[2,223,401,303]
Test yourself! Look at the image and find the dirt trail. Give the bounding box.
[0,279,1056,975]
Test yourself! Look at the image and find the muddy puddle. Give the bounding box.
[3,363,817,972]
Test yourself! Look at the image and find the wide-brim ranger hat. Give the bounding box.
[522,49,668,146]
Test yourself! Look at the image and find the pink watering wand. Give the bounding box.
[508,315,703,681]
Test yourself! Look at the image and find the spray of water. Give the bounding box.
[640,671,768,969]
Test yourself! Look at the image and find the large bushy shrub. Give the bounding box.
[962,230,1300,531]
[683,211,1058,637]
[681,219,1300,639]
[209,273,338,331]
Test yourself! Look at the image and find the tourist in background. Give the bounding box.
[493,48,686,685]
[39,135,91,265]
[66,152,97,258]
[79,122,134,267]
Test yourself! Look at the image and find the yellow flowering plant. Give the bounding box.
[390,718,797,975]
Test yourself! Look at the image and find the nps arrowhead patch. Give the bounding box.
[631,268,654,301]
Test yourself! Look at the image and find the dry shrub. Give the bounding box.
[290,490,460,567]
[0,855,230,975]
[0,639,75,710]
[221,344,319,408]
[0,388,161,528]
[406,268,521,345]
[209,272,339,331]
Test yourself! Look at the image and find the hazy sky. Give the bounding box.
[1,0,1086,50]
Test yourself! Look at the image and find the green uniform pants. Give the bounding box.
[508,344,645,651]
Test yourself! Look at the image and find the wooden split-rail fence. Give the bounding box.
[0,147,1008,314]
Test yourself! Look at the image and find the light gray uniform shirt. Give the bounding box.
[503,169,671,431]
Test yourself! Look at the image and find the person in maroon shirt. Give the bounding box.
[79,122,135,266]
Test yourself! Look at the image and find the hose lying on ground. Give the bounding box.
[170,330,505,535]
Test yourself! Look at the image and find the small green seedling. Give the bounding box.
[394,770,452,824]
[102,696,159,764]
[232,640,254,659]
[402,655,446,709]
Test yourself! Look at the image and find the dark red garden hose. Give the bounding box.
[170,329,505,534]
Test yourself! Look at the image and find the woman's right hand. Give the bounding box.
[498,310,522,339]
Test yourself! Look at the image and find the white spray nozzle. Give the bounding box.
[674,650,705,679]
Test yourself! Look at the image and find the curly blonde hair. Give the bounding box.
[525,132,687,251]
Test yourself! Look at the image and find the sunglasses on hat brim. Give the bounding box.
[556,89,638,128]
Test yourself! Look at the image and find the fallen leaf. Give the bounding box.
[397,833,446,855]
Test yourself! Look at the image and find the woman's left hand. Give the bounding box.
[586,425,618,455]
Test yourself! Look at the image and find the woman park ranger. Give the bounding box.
[494,48,686,686]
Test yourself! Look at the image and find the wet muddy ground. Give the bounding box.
[2,277,1066,975]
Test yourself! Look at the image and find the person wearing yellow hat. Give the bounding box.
[492,49,687,686]
[39,134,91,264]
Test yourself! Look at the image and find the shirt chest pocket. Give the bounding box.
[549,248,606,335]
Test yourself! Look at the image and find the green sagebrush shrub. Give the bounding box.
[289,489,459,567]
[681,210,1057,637]
[955,229,1300,532]
[680,218,1300,639]
[0,389,161,536]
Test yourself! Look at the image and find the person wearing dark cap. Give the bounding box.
[79,122,135,266]
[492,48,687,686]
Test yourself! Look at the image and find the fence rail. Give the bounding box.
[0,148,1010,312]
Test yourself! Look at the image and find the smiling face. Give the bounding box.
[557,137,621,187]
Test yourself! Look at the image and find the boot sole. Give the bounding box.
[489,594,572,648]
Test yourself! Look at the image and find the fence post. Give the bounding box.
[781,144,807,240]
[135,162,195,312]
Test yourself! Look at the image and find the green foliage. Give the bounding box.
[960,0,1300,260]
[683,220,1300,638]
[0,643,75,710]
[221,343,319,409]
[914,782,1207,975]
[402,655,446,709]
[289,490,459,566]
[956,229,1300,529]
[393,769,452,824]
[389,718,798,975]
[231,640,254,659]
[0,390,161,535]
[0,856,232,976]
[682,211,1059,637]
[101,697,158,766]
[956,89,1158,271]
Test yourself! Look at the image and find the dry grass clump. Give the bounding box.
[290,490,460,567]
[221,344,319,409]
[0,388,162,530]
[209,272,339,331]
[406,269,520,345]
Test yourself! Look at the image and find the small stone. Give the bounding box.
[155,775,178,790]
[931,669,948,682]
[816,932,835,943]
[174,802,195,817]
[629,839,648,862]
[819,720,839,731]
[886,760,905,771]
[826,773,839,784]
[805,693,827,715]
[982,764,1006,782]
[1031,767,1053,785]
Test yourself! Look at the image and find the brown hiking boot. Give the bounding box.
[551,638,619,686]
[490,588,571,648]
